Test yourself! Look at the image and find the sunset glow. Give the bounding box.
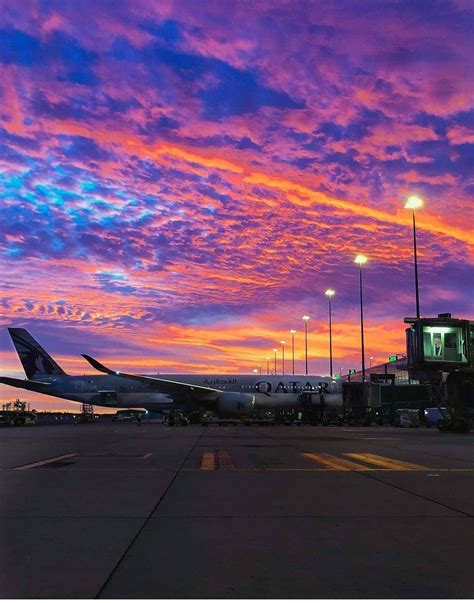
[1,1,473,410]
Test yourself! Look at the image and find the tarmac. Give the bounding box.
[1,421,474,598]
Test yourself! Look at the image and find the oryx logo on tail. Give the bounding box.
[8,328,67,379]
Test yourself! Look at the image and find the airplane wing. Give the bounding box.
[82,354,221,398]
[0,376,52,387]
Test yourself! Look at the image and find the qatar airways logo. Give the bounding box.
[203,378,238,385]
[255,380,329,394]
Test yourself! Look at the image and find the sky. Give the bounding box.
[1,0,473,411]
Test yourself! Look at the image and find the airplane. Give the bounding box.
[0,328,343,417]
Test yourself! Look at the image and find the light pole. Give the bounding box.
[325,289,335,377]
[354,255,368,382]
[369,356,373,369]
[404,195,423,319]
[302,315,310,375]
[265,356,270,375]
[290,329,296,375]
[273,348,278,375]
[258,364,262,375]
[280,340,286,375]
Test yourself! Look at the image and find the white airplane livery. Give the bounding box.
[0,328,342,417]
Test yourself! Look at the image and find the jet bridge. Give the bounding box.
[405,313,472,371]
[404,314,474,431]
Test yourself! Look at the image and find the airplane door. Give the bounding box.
[99,391,118,406]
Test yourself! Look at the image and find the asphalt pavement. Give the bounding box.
[1,422,473,598]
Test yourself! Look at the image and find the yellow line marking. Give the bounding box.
[303,452,373,471]
[200,453,216,470]
[217,450,235,470]
[14,453,77,470]
[345,453,431,471]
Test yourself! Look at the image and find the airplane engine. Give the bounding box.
[217,392,255,417]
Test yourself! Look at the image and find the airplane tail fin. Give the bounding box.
[8,328,67,379]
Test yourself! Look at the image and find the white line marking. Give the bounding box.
[14,453,77,470]
[358,437,400,440]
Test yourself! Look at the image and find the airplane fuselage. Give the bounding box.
[7,373,342,414]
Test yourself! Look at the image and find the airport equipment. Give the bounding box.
[393,409,420,428]
[341,370,433,425]
[167,410,188,426]
[112,410,135,422]
[341,382,368,423]
[367,377,430,424]
[424,407,448,427]
[80,402,95,423]
[112,409,148,423]
[405,314,474,431]
[0,399,36,426]
[299,389,329,424]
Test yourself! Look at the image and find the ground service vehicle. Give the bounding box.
[394,408,420,427]
[424,407,446,427]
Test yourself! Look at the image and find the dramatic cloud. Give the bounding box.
[0,0,473,409]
